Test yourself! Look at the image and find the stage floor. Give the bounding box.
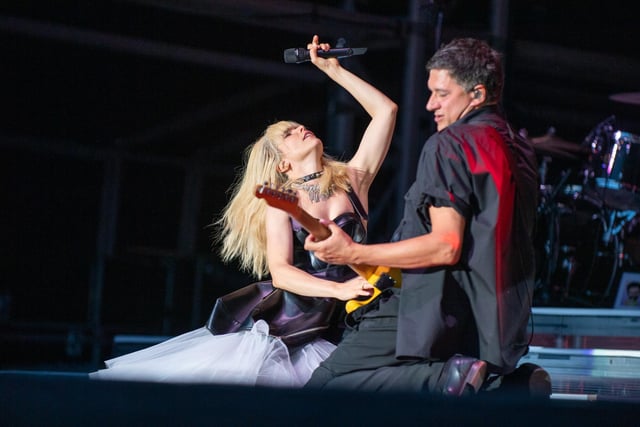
[2,307,639,405]
[1,369,637,427]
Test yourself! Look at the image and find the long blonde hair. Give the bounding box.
[215,120,351,278]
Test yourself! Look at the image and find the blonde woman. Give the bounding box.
[90,35,396,387]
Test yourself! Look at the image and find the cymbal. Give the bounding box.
[609,92,640,106]
[530,133,590,159]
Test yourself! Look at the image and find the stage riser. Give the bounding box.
[521,346,640,401]
[1,372,636,426]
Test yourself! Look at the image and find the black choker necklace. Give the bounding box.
[294,170,323,184]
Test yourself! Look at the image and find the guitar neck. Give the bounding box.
[290,206,331,242]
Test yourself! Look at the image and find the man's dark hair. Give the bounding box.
[426,38,503,104]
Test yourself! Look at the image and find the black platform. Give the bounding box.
[2,370,637,427]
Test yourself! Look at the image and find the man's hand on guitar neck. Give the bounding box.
[304,219,359,265]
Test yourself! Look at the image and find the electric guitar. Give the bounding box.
[255,183,401,313]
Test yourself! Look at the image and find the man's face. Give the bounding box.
[426,69,475,132]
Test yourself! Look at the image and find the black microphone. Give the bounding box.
[283,47,367,64]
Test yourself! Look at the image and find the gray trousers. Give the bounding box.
[305,291,447,392]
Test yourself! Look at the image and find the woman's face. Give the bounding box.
[277,124,322,163]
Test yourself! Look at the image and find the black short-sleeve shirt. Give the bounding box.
[393,106,538,374]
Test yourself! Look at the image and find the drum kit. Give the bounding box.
[533,93,640,307]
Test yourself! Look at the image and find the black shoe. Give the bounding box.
[500,363,552,399]
[435,354,487,397]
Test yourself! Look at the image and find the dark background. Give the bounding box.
[1,0,639,369]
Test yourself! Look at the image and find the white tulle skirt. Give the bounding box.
[89,320,336,387]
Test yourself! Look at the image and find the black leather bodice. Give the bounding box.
[291,211,366,281]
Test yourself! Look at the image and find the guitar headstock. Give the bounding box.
[255,183,299,214]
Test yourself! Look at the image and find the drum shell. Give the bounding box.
[535,187,615,301]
